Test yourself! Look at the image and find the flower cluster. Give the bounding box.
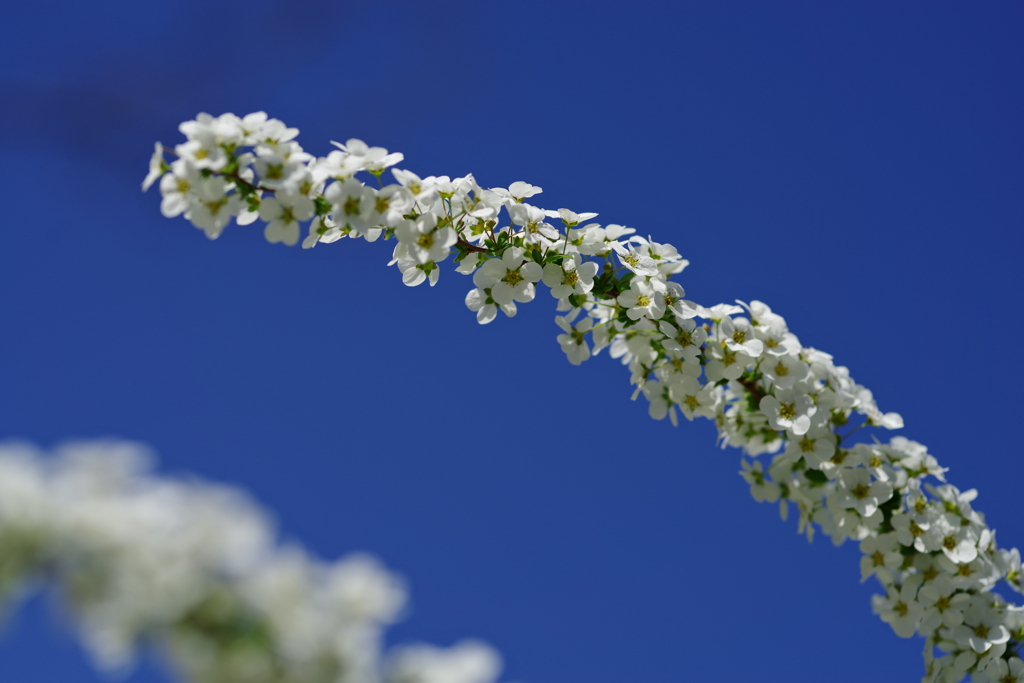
[0,441,501,683]
[143,113,1023,682]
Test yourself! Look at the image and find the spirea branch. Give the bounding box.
[135,111,1024,683]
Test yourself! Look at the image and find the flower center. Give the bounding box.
[774,362,789,377]
[417,233,434,249]
[851,484,869,500]
[974,625,990,639]
[343,197,361,216]
[778,403,796,420]
[799,437,815,452]
[503,269,523,286]
[265,163,283,180]
[375,197,390,213]
[563,271,579,286]
[204,198,226,215]
[636,295,651,307]
[943,536,958,550]
[732,331,746,344]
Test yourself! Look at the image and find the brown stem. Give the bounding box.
[739,378,765,403]
[221,172,274,194]
[457,238,487,254]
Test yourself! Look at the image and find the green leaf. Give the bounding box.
[804,469,829,486]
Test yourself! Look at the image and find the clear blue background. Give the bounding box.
[0,2,1021,681]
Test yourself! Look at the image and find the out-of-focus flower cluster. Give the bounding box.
[0,441,501,683]
[143,112,1024,682]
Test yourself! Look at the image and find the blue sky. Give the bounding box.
[0,2,1021,681]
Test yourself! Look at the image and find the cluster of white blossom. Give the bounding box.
[140,112,1024,682]
[0,440,502,683]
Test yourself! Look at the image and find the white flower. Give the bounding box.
[455,253,481,275]
[762,353,809,390]
[187,177,239,239]
[395,215,457,264]
[719,316,764,358]
[893,512,932,550]
[754,324,802,357]
[918,575,971,633]
[759,387,818,436]
[142,143,167,191]
[660,281,698,319]
[387,640,501,683]
[509,203,560,246]
[302,216,332,249]
[697,302,745,321]
[541,255,599,299]
[391,168,440,204]
[739,459,781,503]
[575,223,632,256]
[369,184,415,227]
[872,578,923,638]
[613,245,659,277]
[325,178,379,239]
[617,279,665,321]
[259,192,315,247]
[174,130,228,171]
[737,299,789,328]
[704,342,753,382]
[669,376,716,421]
[834,468,893,517]
[555,208,598,228]
[948,596,1011,653]
[331,138,403,174]
[252,117,300,150]
[253,153,307,190]
[506,180,542,201]
[654,321,703,382]
[783,425,836,469]
[642,379,676,424]
[923,514,979,564]
[479,247,542,306]
[888,437,947,482]
[659,318,706,355]
[555,308,594,365]
[859,532,903,584]
[158,159,199,218]
[464,268,516,324]
[936,552,1002,591]
[985,656,1024,683]
[637,237,689,278]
